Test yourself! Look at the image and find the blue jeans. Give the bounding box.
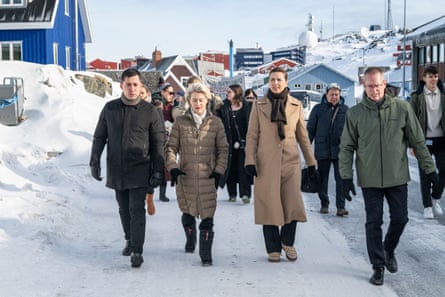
[362,185,408,268]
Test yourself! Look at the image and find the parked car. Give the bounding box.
[289,90,322,120]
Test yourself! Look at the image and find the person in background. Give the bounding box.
[172,91,189,121]
[152,80,176,202]
[140,83,156,215]
[339,66,441,285]
[409,65,445,219]
[140,84,152,103]
[244,67,317,263]
[307,83,349,216]
[219,84,252,203]
[165,82,228,266]
[244,88,258,102]
[89,68,165,268]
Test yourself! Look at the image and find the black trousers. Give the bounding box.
[362,185,408,268]
[181,213,214,231]
[227,149,252,198]
[317,159,344,208]
[418,138,445,207]
[115,187,147,253]
[262,221,297,253]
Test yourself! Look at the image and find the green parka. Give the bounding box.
[339,94,436,188]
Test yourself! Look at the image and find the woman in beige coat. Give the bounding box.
[165,82,228,266]
[245,67,317,262]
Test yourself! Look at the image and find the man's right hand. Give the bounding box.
[170,168,186,186]
[90,165,102,181]
[342,179,356,201]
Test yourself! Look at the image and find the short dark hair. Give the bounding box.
[121,68,141,82]
[269,67,288,80]
[423,65,438,76]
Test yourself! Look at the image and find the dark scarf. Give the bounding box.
[267,87,289,140]
[120,94,141,106]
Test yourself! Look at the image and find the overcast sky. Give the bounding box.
[85,0,443,61]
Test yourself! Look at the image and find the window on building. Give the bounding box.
[181,77,189,87]
[64,0,69,16]
[419,47,425,64]
[293,83,302,89]
[425,46,431,64]
[314,83,324,91]
[0,42,22,61]
[432,45,438,63]
[304,84,311,90]
[0,0,24,6]
[65,47,71,69]
[440,43,445,63]
[53,43,59,64]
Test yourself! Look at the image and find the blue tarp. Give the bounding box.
[0,95,18,109]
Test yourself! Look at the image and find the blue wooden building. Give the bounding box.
[287,63,356,107]
[0,0,92,70]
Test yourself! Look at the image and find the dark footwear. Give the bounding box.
[159,184,170,202]
[159,195,170,202]
[199,230,214,266]
[384,250,398,273]
[320,206,329,214]
[184,225,197,253]
[369,267,384,285]
[130,252,144,268]
[122,240,131,256]
[228,196,236,202]
[336,208,349,217]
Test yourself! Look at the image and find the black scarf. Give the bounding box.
[267,87,289,140]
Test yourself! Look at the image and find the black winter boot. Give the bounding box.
[159,184,170,202]
[184,225,197,253]
[122,240,131,256]
[369,267,384,285]
[199,230,214,266]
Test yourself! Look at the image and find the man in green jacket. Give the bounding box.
[339,67,441,286]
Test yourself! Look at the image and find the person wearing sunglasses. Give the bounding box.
[244,88,258,102]
[152,80,176,202]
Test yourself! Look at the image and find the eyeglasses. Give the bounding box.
[365,84,384,89]
[245,96,255,100]
[168,92,175,96]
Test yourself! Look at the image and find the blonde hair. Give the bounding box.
[185,82,211,101]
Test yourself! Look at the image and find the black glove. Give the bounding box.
[342,179,356,201]
[90,164,102,181]
[427,171,444,199]
[170,168,186,187]
[245,165,257,177]
[307,165,317,177]
[209,171,222,189]
[149,171,164,188]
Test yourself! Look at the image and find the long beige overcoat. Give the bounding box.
[245,95,316,226]
[165,111,228,219]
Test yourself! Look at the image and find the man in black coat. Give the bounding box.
[307,83,349,216]
[89,68,165,268]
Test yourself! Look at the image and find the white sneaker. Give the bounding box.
[424,207,434,219]
[432,199,443,216]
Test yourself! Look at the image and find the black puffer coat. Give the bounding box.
[306,95,348,160]
[218,99,252,183]
[90,98,165,190]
